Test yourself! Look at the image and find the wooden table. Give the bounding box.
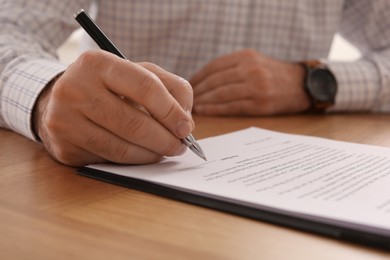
[1,114,390,259]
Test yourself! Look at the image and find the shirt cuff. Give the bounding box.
[325,60,380,112]
[2,59,66,141]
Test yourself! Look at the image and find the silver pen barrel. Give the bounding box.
[182,134,207,161]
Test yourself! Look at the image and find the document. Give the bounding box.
[81,127,390,248]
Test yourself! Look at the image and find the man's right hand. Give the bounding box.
[34,50,194,166]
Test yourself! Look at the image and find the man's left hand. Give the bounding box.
[190,49,310,116]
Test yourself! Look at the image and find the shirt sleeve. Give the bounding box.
[0,0,92,140]
[326,0,390,112]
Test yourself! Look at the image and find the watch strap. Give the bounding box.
[300,60,336,113]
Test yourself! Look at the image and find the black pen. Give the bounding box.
[74,9,207,161]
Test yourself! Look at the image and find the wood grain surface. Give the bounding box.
[1,114,390,259]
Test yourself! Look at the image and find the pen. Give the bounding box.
[74,9,207,161]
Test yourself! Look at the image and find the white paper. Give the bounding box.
[88,127,390,231]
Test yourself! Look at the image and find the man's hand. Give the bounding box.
[34,50,194,166]
[190,49,310,116]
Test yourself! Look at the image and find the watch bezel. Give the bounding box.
[302,61,338,112]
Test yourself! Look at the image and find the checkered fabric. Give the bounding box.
[1,0,390,141]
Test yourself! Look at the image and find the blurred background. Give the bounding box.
[57,30,361,65]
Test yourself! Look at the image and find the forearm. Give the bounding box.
[326,51,390,113]
[329,0,390,113]
[1,60,66,140]
[0,0,91,140]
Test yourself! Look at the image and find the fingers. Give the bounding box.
[139,62,194,112]
[43,116,166,166]
[37,50,196,166]
[89,53,194,139]
[194,99,258,116]
[82,88,187,157]
[193,83,262,116]
[192,67,243,97]
[190,52,242,86]
[194,83,251,105]
[68,117,167,165]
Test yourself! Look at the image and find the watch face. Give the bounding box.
[308,68,337,103]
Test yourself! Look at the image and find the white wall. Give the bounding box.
[329,34,361,61]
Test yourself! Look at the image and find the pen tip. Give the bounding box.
[187,143,207,161]
[183,134,207,161]
[192,142,207,161]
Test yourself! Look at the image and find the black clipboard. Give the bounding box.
[77,166,390,251]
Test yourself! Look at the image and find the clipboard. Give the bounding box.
[77,166,390,250]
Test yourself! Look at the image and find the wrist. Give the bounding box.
[288,62,311,112]
[300,60,338,113]
[32,74,62,141]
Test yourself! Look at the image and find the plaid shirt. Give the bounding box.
[1,0,390,141]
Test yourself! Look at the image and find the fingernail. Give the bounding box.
[176,119,193,138]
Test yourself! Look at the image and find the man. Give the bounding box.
[1,0,389,166]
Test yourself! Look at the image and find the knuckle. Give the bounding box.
[139,72,161,98]
[84,130,118,161]
[158,99,176,121]
[113,143,131,163]
[173,77,194,100]
[44,114,65,136]
[50,145,76,166]
[245,63,264,77]
[178,78,193,94]
[75,50,113,78]
[241,48,258,58]
[86,130,109,149]
[54,152,73,166]
[89,96,111,115]
[76,50,103,68]
[139,61,158,71]
[125,115,148,140]
[257,82,274,100]
[51,71,83,103]
[50,76,69,100]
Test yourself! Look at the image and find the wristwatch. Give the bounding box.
[301,60,338,112]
